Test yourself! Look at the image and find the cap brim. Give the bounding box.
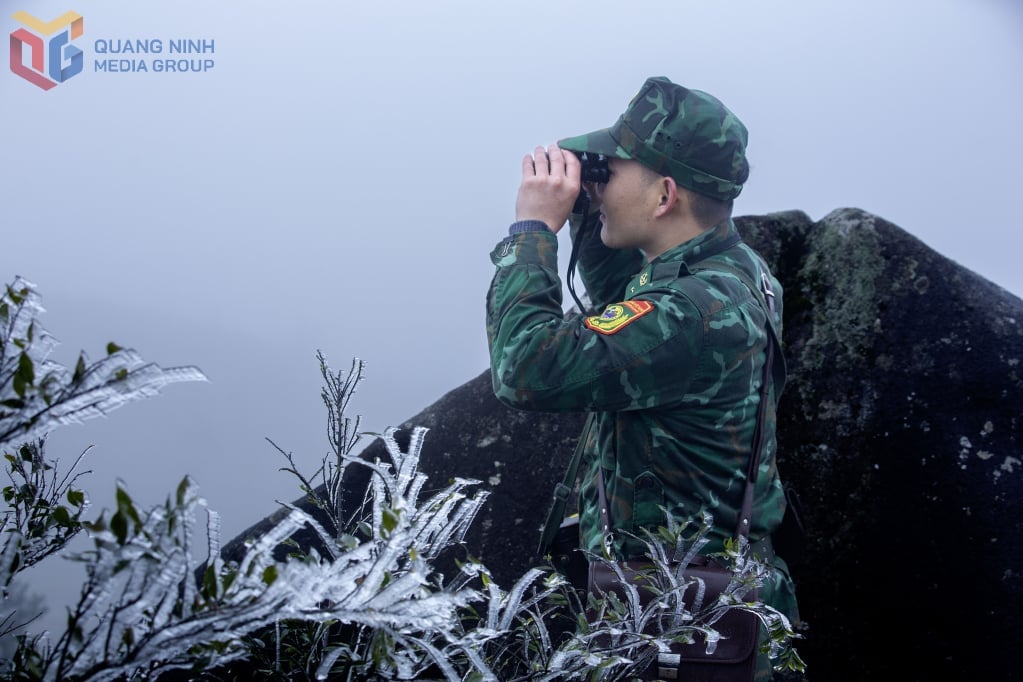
[558,127,632,160]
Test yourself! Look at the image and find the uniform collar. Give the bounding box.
[641,219,739,285]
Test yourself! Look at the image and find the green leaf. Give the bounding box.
[67,613,84,643]
[73,353,87,382]
[110,510,128,544]
[203,564,218,599]
[262,565,278,586]
[52,505,73,527]
[83,514,107,533]
[176,477,190,506]
[115,368,128,380]
[121,626,135,648]
[106,341,122,355]
[67,489,86,507]
[116,486,141,525]
[17,352,34,385]
[381,508,400,535]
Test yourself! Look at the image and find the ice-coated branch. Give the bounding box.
[0,276,206,453]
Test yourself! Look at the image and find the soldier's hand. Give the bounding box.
[515,144,580,234]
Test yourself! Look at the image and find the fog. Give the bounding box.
[3,0,1021,636]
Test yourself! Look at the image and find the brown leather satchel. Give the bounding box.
[587,557,759,681]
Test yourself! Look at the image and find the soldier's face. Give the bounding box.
[592,159,662,253]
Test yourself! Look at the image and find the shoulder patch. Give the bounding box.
[584,300,654,335]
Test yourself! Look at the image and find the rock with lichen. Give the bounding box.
[738,208,1021,680]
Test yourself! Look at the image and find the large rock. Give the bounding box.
[226,208,1022,681]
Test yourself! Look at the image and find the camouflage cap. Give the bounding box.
[559,76,749,200]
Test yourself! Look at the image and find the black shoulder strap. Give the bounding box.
[537,413,594,558]
[690,255,785,542]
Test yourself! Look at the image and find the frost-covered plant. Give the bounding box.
[29,452,489,680]
[1,439,88,586]
[4,425,493,680]
[0,276,206,592]
[0,276,206,664]
[275,352,367,540]
[1,438,88,646]
[0,277,207,452]
[0,343,497,680]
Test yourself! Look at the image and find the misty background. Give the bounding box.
[3,0,1021,636]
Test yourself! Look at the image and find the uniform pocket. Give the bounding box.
[632,472,665,529]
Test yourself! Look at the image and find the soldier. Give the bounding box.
[485,76,799,677]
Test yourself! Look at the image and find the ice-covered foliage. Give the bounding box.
[3,370,495,680]
[15,441,491,681]
[1,276,206,663]
[0,277,207,452]
[1,440,88,582]
[1,438,89,647]
[1,275,205,591]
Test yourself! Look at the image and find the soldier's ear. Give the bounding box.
[653,176,679,217]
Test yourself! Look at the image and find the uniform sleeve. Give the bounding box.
[567,211,644,311]
[486,231,703,413]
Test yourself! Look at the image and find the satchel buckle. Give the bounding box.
[656,652,681,679]
[554,482,571,501]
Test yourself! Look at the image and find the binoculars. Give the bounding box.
[573,151,610,184]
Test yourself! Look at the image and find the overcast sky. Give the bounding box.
[4,0,1022,635]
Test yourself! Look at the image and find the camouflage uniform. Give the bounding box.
[486,77,799,675]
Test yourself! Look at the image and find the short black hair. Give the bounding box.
[687,189,733,227]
